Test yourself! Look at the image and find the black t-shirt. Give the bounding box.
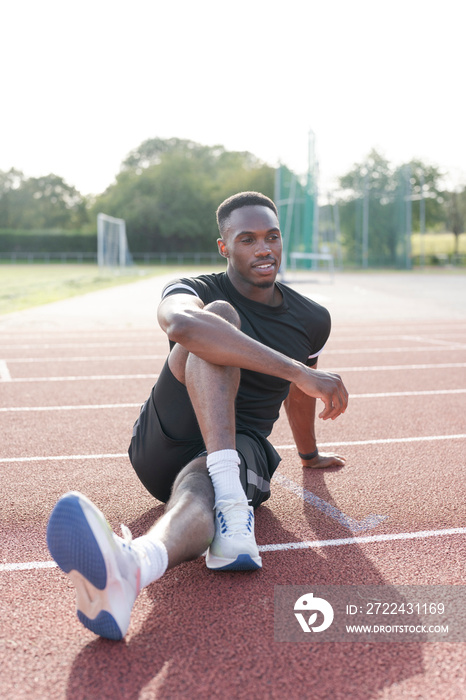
[162,272,331,437]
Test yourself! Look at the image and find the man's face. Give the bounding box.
[217,205,282,296]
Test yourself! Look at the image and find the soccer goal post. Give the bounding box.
[97,213,133,268]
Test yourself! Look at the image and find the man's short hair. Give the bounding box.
[216,192,278,236]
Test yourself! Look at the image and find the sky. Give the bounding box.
[2,0,465,199]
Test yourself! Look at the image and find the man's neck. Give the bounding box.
[226,270,282,307]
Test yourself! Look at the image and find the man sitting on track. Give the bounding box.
[47,191,348,641]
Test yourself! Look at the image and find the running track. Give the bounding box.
[1,271,465,699]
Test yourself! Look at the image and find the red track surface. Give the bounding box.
[1,271,465,699]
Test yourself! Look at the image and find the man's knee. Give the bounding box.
[171,456,209,493]
[204,300,240,329]
[170,300,240,384]
[168,457,214,507]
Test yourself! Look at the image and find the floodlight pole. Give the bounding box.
[308,130,319,269]
[119,221,127,267]
[405,165,412,269]
[420,171,426,268]
[97,213,104,268]
[332,198,343,269]
[283,173,297,274]
[362,171,369,268]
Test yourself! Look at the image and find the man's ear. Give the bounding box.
[217,238,229,258]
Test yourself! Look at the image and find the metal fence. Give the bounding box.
[0,252,222,265]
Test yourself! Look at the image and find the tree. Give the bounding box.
[338,150,399,266]
[394,159,445,232]
[0,169,26,228]
[93,138,275,253]
[0,170,88,230]
[336,151,446,267]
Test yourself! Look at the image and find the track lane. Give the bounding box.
[1,274,466,700]
[0,392,465,460]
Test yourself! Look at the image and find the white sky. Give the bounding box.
[1,0,465,197]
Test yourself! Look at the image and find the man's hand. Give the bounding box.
[301,451,346,469]
[294,367,349,420]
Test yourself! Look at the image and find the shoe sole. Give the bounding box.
[46,492,124,641]
[205,552,262,571]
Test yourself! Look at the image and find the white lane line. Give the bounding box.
[272,472,387,532]
[403,335,466,348]
[0,331,159,340]
[259,527,466,552]
[429,331,466,336]
[2,323,462,345]
[335,322,466,332]
[0,361,11,381]
[348,388,466,398]
[325,345,466,355]
[2,317,466,340]
[2,527,465,571]
[0,403,141,412]
[3,434,466,464]
[0,328,463,341]
[4,343,466,364]
[1,561,57,571]
[328,362,466,372]
[2,389,465,413]
[325,333,466,344]
[5,355,166,363]
[0,342,161,350]
[4,374,158,383]
[0,453,129,463]
[276,434,466,450]
[3,363,465,384]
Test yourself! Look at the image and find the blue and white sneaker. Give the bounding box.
[46,491,142,641]
[205,499,262,571]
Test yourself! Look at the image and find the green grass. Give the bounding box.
[411,232,466,256]
[0,264,223,316]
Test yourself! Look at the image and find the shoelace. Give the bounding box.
[216,501,254,537]
[120,523,133,545]
[119,523,149,567]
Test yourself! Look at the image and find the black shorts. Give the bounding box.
[128,360,281,508]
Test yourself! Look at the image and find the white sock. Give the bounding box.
[206,449,247,505]
[132,534,168,589]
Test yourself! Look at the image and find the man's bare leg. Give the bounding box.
[138,299,260,575]
[147,457,215,568]
[45,301,257,640]
[168,299,240,454]
[168,300,246,505]
[45,457,217,641]
[138,299,244,573]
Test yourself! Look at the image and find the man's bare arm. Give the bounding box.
[158,293,348,420]
[284,361,346,468]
